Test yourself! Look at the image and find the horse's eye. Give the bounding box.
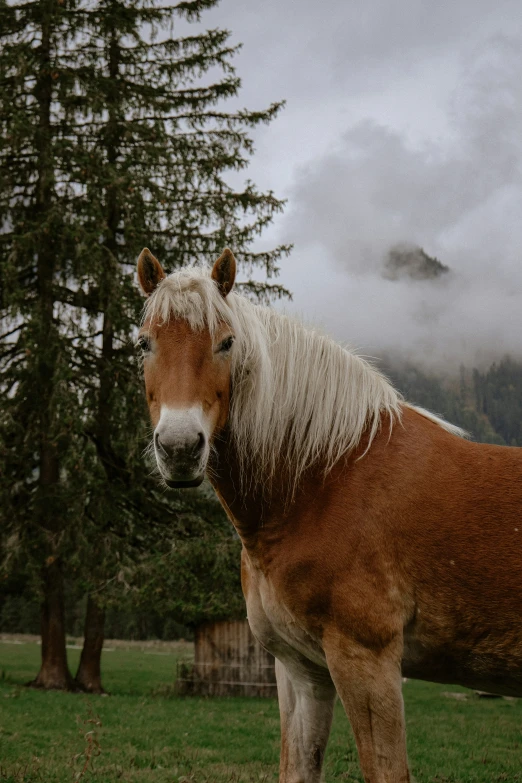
[136,335,151,353]
[218,336,234,353]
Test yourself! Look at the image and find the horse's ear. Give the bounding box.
[211,248,236,298]
[137,248,166,296]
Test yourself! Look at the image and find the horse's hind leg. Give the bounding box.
[276,657,336,783]
[325,638,410,783]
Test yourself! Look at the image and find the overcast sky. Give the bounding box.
[201,0,522,368]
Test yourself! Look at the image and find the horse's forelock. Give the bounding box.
[142,266,237,335]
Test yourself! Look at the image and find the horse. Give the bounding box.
[135,247,522,783]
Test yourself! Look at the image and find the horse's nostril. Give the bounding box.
[196,431,205,450]
[155,432,169,456]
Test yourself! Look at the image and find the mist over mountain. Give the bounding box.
[277,36,522,370]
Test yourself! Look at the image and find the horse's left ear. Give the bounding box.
[137,248,166,296]
[211,248,236,297]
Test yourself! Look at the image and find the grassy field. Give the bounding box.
[0,638,521,782]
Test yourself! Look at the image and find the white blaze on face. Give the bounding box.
[154,405,211,480]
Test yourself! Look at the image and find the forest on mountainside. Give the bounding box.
[387,356,522,447]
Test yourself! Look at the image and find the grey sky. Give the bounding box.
[200,0,522,367]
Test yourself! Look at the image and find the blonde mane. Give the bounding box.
[144,266,465,494]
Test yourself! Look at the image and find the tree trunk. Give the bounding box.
[75,594,107,694]
[28,557,75,690]
[26,0,75,692]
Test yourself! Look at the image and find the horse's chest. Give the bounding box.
[245,564,327,669]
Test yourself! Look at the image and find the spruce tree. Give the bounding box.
[0,0,90,689]
[1,0,289,691]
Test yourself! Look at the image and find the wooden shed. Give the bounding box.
[176,620,277,697]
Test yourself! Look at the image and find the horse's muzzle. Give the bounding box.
[153,407,209,489]
[155,442,207,489]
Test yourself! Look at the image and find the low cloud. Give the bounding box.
[282,37,522,368]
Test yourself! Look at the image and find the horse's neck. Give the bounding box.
[209,432,285,546]
[208,414,377,550]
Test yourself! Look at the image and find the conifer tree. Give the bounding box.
[0,0,90,690]
[1,0,289,691]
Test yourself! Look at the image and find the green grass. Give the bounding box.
[0,640,521,782]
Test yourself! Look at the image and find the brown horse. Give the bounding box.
[136,247,522,783]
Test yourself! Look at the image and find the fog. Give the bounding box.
[270,37,522,368]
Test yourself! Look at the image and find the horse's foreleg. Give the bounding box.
[325,639,410,783]
[276,657,336,783]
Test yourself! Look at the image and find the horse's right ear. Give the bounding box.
[137,248,166,296]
